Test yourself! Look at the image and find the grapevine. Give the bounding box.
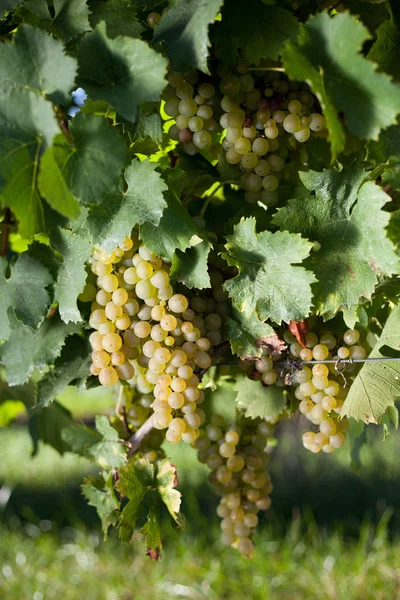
[1,0,400,562]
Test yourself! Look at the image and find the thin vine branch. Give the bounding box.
[127,416,154,458]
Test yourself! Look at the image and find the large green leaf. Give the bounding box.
[0,90,59,237]
[0,312,79,385]
[88,0,143,38]
[342,305,400,424]
[0,24,77,104]
[50,228,93,324]
[89,416,127,469]
[18,0,91,42]
[48,113,130,206]
[223,308,275,360]
[222,217,316,325]
[0,253,52,342]
[273,169,400,320]
[368,4,400,81]
[77,22,168,122]
[153,0,223,74]
[140,191,203,259]
[213,0,299,65]
[234,374,286,420]
[282,11,400,160]
[28,400,77,455]
[83,160,167,252]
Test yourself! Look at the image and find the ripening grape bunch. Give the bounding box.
[195,414,275,558]
[242,324,368,455]
[85,233,229,446]
[162,63,327,207]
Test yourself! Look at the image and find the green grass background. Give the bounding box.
[1,386,400,599]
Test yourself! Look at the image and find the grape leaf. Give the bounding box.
[0,0,23,18]
[223,308,275,360]
[35,336,91,407]
[48,113,130,206]
[77,22,168,122]
[0,312,79,385]
[50,228,93,324]
[83,160,167,252]
[89,416,127,469]
[82,476,120,537]
[153,0,223,74]
[0,90,59,237]
[116,458,148,542]
[213,0,299,65]
[62,422,102,455]
[38,147,80,219]
[342,305,400,424]
[88,0,143,38]
[140,191,203,259]
[273,169,400,320]
[155,459,181,522]
[346,0,389,34]
[368,4,400,80]
[28,400,77,455]
[0,253,52,342]
[19,0,91,42]
[0,24,77,104]
[139,505,162,561]
[282,11,400,160]
[129,111,164,155]
[234,374,286,420]
[169,241,211,289]
[222,217,316,325]
[367,124,400,163]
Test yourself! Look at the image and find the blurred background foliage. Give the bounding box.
[1,386,400,599]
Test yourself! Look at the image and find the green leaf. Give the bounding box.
[82,476,120,537]
[36,336,91,407]
[367,124,400,164]
[129,111,164,155]
[154,0,223,74]
[214,0,299,65]
[342,305,400,424]
[170,241,211,289]
[38,147,80,219]
[19,0,91,42]
[77,22,168,122]
[223,308,275,360]
[155,459,181,522]
[50,228,93,324]
[48,113,130,206]
[61,422,102,455]
[140,191,204,259]
[273,169,400,320]
[0,312,79,385]
[0,253,52,342]
[89,416,127,469]
[84,160,167,252]
[0,90,59,237]
[167,154,218,198]
[368,5,400,80]
[234,374,286,420]
[282,11,400,160]
[88,0,143,38]
[0,24,77,104]
[28,400,76,455]
[139,505,162,560]
[134,457,155,487]
[0,400,26,427]
[0,0,23,18]
[222,217,316,324]
[116,459,148,542]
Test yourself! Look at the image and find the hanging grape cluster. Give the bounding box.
[195,414,275,558]
[87,234,229,445]
[162,66,327,207]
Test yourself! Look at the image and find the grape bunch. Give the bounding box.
[195,414,275,558]
[87,234,226,445]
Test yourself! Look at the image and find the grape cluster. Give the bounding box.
[87,234,225,445]
[195,414,275,558]
[163,72,221,155]
[286,328,366,454]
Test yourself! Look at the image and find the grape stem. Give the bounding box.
[127,415,154,458]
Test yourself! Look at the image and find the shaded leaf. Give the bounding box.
[170,241,211,289]
[88,0,143,38]
[234,374,286,420]
[89,416,127,469]
[223,308,275,359]
[19,0,91,42]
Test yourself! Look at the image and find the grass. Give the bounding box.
[1,386,400,598]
